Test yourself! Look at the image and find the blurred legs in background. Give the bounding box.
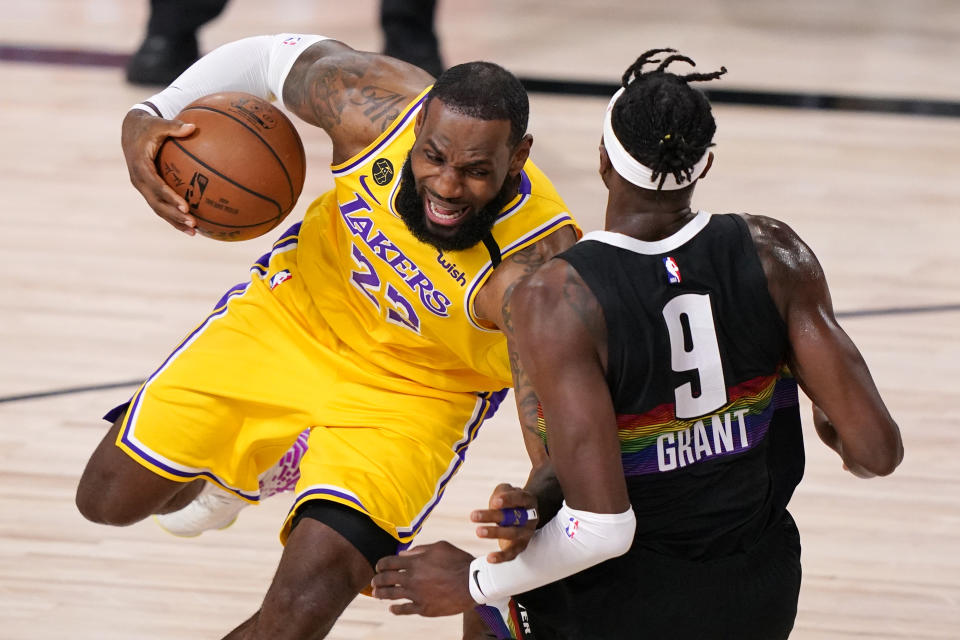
[126,0,228,85]
[381,0,443,77]
[126,0,444,86]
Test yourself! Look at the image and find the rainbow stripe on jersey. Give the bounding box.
[537,371,799,475]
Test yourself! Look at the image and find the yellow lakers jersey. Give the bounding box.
[297,88,579,393]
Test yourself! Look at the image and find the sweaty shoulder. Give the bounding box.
[511,257,607,365]
[739,213,825,320]
[475,224,578,330]
[282,40,434,163]
[510,258,576,338]
[473,160,579,328]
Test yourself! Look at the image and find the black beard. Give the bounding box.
[394,155,517,252]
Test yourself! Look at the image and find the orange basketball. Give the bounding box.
[155,92,306,241]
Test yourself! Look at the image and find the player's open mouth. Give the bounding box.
[424,198,470,227]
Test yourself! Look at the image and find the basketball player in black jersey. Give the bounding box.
[372,49,904,639]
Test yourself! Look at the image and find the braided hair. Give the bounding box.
[612,49,727,189]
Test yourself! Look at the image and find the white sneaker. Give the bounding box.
[154,481,247,537]
[155,429,310,537]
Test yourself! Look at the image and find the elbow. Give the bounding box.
[860,457,898,478]
[872,439,904,477]
[846,428,904,478]
[874,425,904,476]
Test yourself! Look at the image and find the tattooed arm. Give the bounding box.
[369,254,629,618]
[512,257,611,521]
[282,40,434,164]
[474,227,578,464]
[508,257,625,512]
[120,36,433,231]
[470,228,577,561]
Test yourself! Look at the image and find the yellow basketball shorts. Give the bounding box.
[114,222,507,546]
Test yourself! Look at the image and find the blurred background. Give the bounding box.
[1,1,958,638]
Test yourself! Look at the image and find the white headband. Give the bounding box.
[602,87,710,191]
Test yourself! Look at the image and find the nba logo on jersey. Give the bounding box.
[282,36,302,46]
[270,269,292,290]
[663,256,682,284]
[565,516,579,539]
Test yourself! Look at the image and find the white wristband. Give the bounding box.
[468,501,636,604]
[138,33,327,119]
[129,102,157,115]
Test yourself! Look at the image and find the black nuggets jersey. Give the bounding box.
[555,211,803,560]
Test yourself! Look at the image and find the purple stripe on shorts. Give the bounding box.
[296,487,369,512]
[116,433,260,501]
[111,224,306,502]
[103,401,131,424]
[117,284,259,500]
[398,388,507,543]
[486,387,508,415]
[453,388,507,457]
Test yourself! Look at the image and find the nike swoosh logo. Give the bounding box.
[358,175,381,205]
[472,569,486,596]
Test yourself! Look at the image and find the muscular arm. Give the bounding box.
[746,214,903,477]
[509,258,627,512]
[282,40,433,163]
[465,227,578,550]
[121,34,433,230]
[371,253,631,616]
[474,226,579,468]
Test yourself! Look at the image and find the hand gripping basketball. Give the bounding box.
[121,109,198,235]
[150,92,307,241]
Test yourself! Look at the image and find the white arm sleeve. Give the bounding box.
[468,501,636,604]
[134,33,327,119]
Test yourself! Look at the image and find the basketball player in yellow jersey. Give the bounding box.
[76,34,578,639]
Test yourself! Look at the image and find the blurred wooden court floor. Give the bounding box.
[1,1,958,638]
